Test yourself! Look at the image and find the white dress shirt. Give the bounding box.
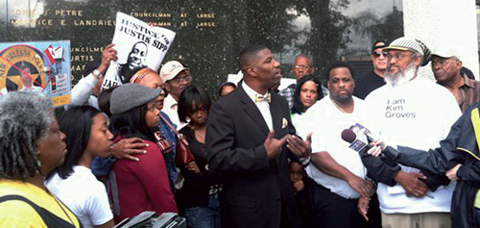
[242,83,273,130]
[162,94,188,130]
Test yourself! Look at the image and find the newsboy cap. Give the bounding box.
[383,37,424,56]
[110,83,160,114]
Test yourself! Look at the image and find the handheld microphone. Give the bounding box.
[341,129,369,153]
[342,129,434,199]
[341,129,400,166]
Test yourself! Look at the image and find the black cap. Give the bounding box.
[371,40,389,52]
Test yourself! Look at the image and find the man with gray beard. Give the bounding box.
[361,37,461,228]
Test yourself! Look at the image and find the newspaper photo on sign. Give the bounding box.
[102,12,176,90]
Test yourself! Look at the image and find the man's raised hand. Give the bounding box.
[264,130,289,160]
[286,133,312,158]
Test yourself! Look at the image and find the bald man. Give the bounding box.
[118,41,148,83]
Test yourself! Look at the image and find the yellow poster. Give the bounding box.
[0,45,46,93]
[0,41,71,107]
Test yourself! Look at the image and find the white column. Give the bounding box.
[403,0,479,79]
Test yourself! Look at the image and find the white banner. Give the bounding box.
[102,12,176,89]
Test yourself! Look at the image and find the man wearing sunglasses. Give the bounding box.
[160,60,193,130]
[353,40,389,100]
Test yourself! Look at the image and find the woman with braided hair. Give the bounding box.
[0,91,82,227]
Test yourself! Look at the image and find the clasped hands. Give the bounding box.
[365,140,429,198]
[264,130,312,160]
[366,139,462,197]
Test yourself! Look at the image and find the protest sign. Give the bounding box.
[0,40,71,107]
[102,12,176,90]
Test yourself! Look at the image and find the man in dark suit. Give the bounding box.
[206,44,312,228]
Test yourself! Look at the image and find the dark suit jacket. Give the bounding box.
[206,82,301,228]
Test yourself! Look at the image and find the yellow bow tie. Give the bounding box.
[255,93,271,103]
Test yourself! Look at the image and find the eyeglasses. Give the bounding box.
[170,75,192,84]
[294,65,310,69]
[372,51,389,58]
[431,58,454,67]
[386,53,414,61]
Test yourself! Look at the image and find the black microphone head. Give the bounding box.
[341,129,356,143]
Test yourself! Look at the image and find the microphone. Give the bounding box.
[342,129,435,199]
[341,129,369,154]
[341,129,400,166]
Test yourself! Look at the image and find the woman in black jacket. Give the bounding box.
[177,85,221,228]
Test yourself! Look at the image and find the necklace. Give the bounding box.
[331,99,351,114]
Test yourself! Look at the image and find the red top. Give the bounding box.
[109,137,177,223]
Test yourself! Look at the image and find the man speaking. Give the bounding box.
[206,44,311,228]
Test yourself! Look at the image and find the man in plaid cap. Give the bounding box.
[361,37,461,228]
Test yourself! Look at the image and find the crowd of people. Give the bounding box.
[1,36,480,228]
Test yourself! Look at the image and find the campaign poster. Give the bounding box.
[0,40,71,107]
[102,12,176,90]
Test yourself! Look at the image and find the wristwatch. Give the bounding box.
[92,69,102,79]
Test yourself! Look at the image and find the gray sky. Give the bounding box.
[344,0,402,17]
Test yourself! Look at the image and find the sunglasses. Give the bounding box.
[372,51,389,58]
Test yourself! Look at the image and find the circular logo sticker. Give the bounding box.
[0,45,46,94]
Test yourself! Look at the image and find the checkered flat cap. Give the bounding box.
[384,37,424,56]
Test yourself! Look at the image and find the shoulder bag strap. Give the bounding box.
[0,194,80,228]
[159,113,181,136]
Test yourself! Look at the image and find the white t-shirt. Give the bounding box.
[291,112,309,140]
[364,75,461,214]
[46,166,113,228]
[304,96,368,199]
